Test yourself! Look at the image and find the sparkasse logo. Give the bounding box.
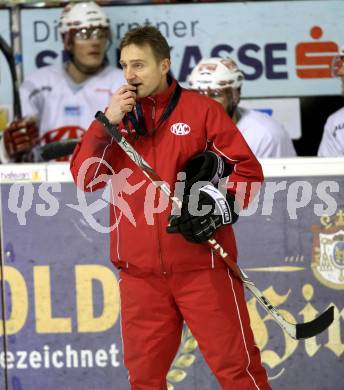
[170,123,191,136]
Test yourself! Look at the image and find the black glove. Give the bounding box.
[167,184,238,243]
[184,151,234,193]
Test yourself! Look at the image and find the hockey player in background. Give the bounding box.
[318,45,344,156]
[188,57,297,158]
[1,1,124,162]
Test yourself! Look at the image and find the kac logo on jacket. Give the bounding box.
[170,123,191,136]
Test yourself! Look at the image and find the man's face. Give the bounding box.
[211,90,230,110]
[69,28,109,72]
[332,53,344,96]
[334,54,344,77]
[204,88,240,117]
[337,63,344,77]
[120,43,170,98]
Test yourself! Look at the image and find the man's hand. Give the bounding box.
[3,117,39,161]
[105,84,137,125]
[167,184,239,243]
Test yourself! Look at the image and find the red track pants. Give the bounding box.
[119,267,271,390]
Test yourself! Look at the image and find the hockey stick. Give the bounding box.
[95,111,334,340]
[0,34,21,118]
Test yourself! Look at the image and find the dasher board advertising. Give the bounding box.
[20,1,343,98]
[0,168,343,389]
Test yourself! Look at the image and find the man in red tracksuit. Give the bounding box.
[70,26,271,390]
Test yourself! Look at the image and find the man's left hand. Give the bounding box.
[167,184,238,243]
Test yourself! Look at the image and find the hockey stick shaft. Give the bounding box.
[95,111,334,339]
[0,34,22,118]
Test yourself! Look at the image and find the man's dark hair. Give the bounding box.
[119,26,170,62]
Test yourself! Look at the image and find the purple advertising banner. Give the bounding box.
[0,184,128,390]
[234,175,344,390]
[0,174,343,389]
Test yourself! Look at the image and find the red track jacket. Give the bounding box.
[70,79,264,275]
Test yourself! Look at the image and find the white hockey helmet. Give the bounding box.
[188,57,244,92]
[58,2,110,35]
[339,45,344,56]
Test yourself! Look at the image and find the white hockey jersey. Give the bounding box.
[236,107,297,158]
[317,107,344,156]
[20,63,125,135]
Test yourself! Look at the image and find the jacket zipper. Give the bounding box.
[151,100,166,274]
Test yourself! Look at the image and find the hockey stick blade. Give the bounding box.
[295,305,334,339]
[246,281,334,339]
[95,111,335,340]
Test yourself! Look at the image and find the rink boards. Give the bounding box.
[0,158,343,390]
